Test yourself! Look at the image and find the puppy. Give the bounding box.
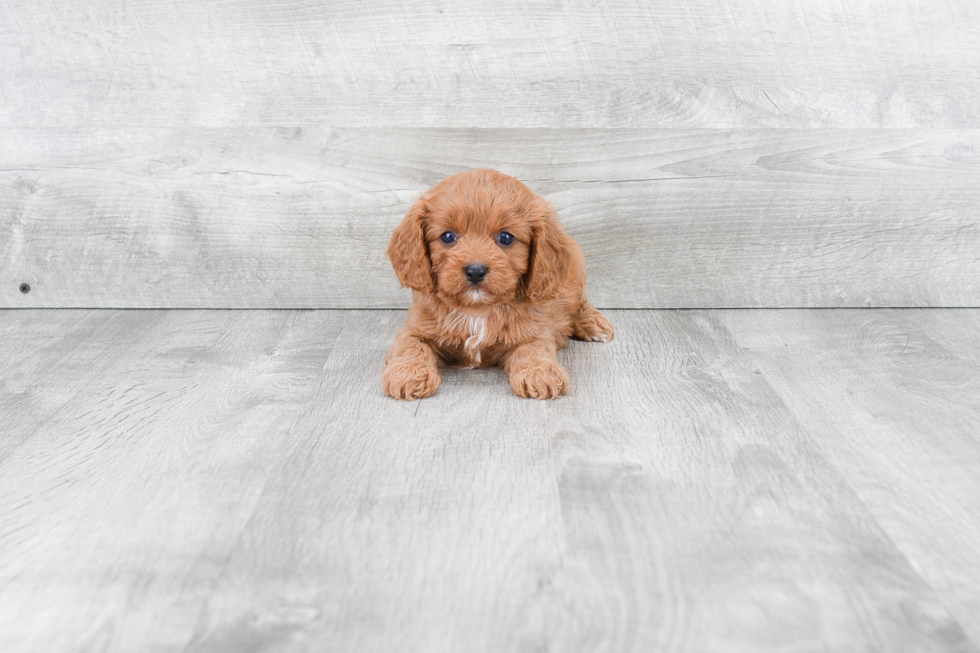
[382,169,613,400]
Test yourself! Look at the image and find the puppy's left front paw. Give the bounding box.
[509,362,569,400]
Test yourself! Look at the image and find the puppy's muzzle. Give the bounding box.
[465,263,488,285]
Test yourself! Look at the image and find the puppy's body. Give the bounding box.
[415,294,575,369]
[383,169,613,400]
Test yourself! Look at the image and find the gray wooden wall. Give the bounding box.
[2,0,978,308]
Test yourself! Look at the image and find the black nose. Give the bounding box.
[465,263,488,285]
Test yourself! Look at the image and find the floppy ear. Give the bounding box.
[524,197,572,302]
[387,195,434,293]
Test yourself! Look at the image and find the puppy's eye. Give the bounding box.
[497,232,515,246]
[440,231,457,245]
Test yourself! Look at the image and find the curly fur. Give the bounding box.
[382,169,613,400]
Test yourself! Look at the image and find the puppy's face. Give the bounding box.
[388,170,568,308]
[423,183,531,307]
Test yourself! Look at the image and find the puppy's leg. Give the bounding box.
[572,301,615,343]
[382,332,442,400]
[502,340,570,400]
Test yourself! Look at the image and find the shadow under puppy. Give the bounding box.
[382,169,614,400]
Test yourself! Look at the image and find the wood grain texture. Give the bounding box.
[720,308,980,645]
[1,0,978,129]
[0,310,346,652]
[3,127,979,308]
[2,308,979,652]
[0,310,166,460]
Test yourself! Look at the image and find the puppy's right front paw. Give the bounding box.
[382,361,441,400]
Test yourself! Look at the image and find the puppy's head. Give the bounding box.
[387,169,572,307]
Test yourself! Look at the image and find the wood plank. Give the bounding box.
[897,309,980,368]
[2,0,977,129]
[0,310,169,460]
[3,128,978,309]
[720,308,980,644]
[0,309,348,652]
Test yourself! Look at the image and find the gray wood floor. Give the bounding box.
[2,309,980,652]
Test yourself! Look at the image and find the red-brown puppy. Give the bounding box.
[382,169,613,400]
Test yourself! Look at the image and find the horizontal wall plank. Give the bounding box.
[1,0,978,129]
[2,127,979,308]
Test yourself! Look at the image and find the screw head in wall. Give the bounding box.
[19,283,31,294]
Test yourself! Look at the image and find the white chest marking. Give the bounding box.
[442,310,491,366]
[464,316,488,365]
